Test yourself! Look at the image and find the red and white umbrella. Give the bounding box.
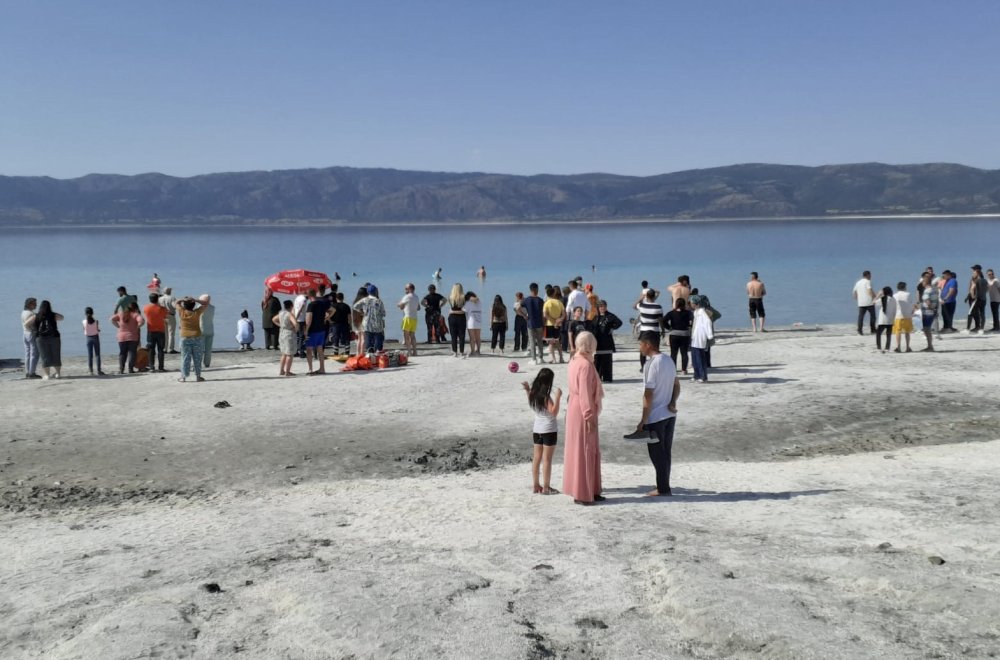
[264,269,333,295]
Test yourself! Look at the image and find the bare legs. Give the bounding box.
[467,328,482,355]
[547,339,563,364]
[403,330,417,356]
[279,353,295,376]
[531,444,557,494]
[893,331,912,352]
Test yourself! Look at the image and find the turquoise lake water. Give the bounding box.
[4,217,999,358]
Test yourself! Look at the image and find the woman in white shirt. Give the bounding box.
[873,286,896,353]
[689,299,714,382]
[463,291,483,356]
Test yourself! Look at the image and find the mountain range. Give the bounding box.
[1,162,998,226]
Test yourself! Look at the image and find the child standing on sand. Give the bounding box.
[522,368,562,495]
[82,307,105,376]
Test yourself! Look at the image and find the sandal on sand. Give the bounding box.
[543,487,560,495]
[178,377,186,382]
[593,495,606,502]
[573,499,595,506]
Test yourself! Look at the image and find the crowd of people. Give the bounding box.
[852,264,1000,353]
[19,276,218,381]
[17,269,732,386]
[23,263,999,509]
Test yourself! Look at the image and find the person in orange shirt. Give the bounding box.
[143,293,169,372]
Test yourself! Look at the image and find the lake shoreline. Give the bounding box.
[3,212,1000,230]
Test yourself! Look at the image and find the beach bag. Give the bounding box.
[707,306,722,322]
[135,347,149,371]
[375,350,408,369]
[341,355,373,372]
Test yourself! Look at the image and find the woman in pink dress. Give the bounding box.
[562,331,605,505]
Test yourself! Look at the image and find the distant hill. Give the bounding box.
[1,162,998,226]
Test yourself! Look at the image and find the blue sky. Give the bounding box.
[1,0,998,178]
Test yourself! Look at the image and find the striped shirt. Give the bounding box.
[636,300,663,333]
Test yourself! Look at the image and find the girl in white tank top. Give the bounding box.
[522,367,563,495]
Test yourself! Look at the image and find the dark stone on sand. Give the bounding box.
[245,580,254,586]
[877,542,893,551]
[575,617,609,630]
[213,401,231,409]
[465,577,491,592]
[532,564,554,571]
[928,556,946,565]
[722,571,736,579]
[202,582,223,593]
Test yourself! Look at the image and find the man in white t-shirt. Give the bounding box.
[623,330,681,497]
[892,281,914,353]
[565,280,589,319]
[853,270,876,335]
[397,282,420,357]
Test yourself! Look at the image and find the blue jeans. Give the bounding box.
[23,331,38,375]
[365,332,385,352]
[691,347,708,381]
[181,336,205,378]
[86,335,102,372]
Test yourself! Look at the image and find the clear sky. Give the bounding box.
[1,0,998,179]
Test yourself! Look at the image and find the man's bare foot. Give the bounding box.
[646,488,672,497]
[543,487,560,495]
[533,485,543,494]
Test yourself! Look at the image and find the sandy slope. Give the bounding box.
[2,325,1000,658]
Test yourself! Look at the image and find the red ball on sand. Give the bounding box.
[508,361,519,373]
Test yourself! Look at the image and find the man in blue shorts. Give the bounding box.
[304,289,330,374]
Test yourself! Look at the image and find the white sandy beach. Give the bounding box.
[2,326,1000,658]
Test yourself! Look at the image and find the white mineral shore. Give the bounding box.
[1,326,999,658]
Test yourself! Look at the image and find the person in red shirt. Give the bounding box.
[143,293,169,372]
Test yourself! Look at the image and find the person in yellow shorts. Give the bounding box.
[397,282,420,357]
[542,285,566,364]
[891,281,915,353]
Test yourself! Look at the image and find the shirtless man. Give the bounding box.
[747,272,767,332]
[668,275,691,307]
